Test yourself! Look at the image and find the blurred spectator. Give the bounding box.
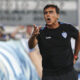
[0,26,10,41]
[10,25,25,39]
[20,25,42,78]
[29,46,42,79]
[22,25,33,39]
[25,25,42,79]
[26,25,33,38]
[0,26,4,37]
[0,25,42,78]
[13,25,42,78]
[12,25,33,39]
[0,25,24,41]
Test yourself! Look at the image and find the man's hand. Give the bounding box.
[32,25,41,37]
[28,25,42,49]
[73,55,79,64]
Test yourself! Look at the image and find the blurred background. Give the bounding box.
[0,0,80,80]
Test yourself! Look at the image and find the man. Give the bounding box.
[28,4,80,80]
[0,26,10,41]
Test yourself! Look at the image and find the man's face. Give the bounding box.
[44,7,59,26]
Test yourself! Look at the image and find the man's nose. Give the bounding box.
[46,12,50,17]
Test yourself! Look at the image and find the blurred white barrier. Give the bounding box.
[0,39,40,80]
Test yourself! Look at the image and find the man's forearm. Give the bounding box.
[28,24,40,49]
[28,35,38,49]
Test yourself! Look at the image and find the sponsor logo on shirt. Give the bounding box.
[45,36,52,39]
[61,32,67,38]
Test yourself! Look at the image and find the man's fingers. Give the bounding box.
[33,24,37,30]
[33,25,42,36]
[33,24,42,30]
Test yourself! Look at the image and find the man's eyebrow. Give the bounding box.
[44,10,54,14]
[49,10,53,12]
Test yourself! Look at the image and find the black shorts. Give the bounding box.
[42,69,78,80]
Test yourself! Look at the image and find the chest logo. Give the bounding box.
[61,32,67,38]
[45,36,52,39]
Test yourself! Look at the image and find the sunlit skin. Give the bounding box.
[44,7,60,29]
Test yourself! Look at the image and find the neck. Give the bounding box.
[47,21,60,29]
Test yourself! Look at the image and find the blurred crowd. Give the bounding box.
[0,25,42,79]
[0,25,33,40]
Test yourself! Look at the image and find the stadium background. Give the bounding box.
[0,0,80,80]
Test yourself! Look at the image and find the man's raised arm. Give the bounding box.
[28,25,41,49]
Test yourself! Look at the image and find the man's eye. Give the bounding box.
[44,12,47,14]
[49,11,53,13]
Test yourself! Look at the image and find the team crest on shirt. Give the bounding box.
[61,32,67,38]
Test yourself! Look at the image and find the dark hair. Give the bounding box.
[43,4,60,14]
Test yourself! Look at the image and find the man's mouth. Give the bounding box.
[46,18,51,22]
[47,18,51,20]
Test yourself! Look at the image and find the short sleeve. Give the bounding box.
[68,24,79,40]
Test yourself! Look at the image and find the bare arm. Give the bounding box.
[28,25,41,49]
[73,32,80,64]
[28,35,38,49]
